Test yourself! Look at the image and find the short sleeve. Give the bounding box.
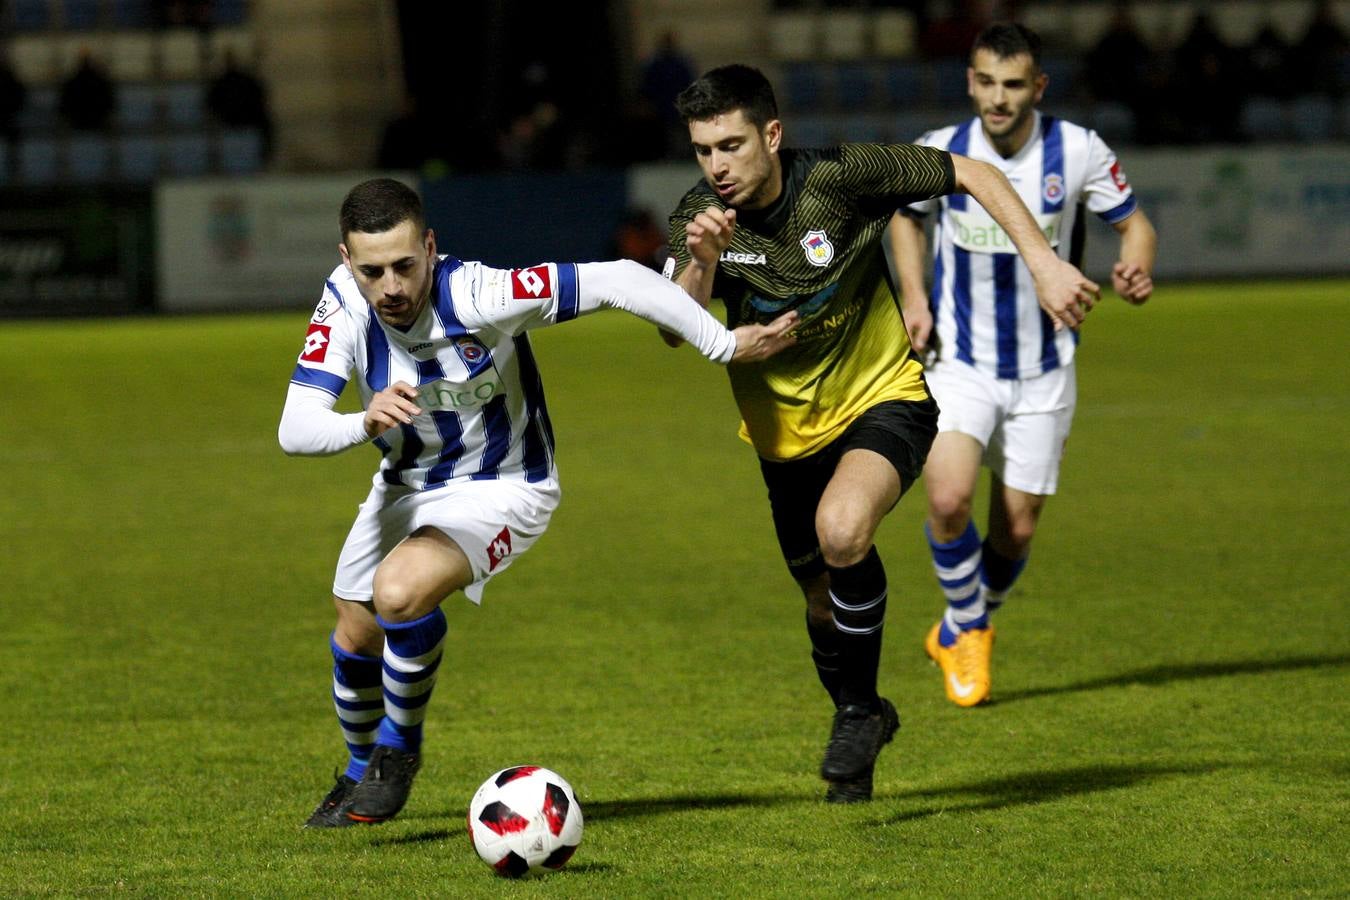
[1083,131,1138,224]
[289,281,356,400]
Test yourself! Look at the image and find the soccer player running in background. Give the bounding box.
[280,178,797,827]
[888,23,1157,708]
[664,65,1100,801]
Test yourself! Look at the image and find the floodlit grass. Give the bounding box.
[0,279,1346,897]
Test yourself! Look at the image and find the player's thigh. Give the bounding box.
[413,476,561,604]
[817,398,939,562]
[373,526,475,621]
[922,431,985,513]
[816,449,900,563]
[989,365,1076,497]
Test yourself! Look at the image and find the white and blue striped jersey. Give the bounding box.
[280,256,736,490]
[906,111,1138,379]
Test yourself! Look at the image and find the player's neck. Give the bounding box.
[984,112,1038,160]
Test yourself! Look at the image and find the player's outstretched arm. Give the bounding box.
[1111,208,1157,304]
[950,153,1099,331]
[730,311,799,364]
[662,205,737,348]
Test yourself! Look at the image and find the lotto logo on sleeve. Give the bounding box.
[486,526,512,571]
[511,265,552,300]
[1109,160,1130,192]
[301,323,331,362]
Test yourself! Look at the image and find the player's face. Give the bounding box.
[340,219,436,328]
[967,49,1047,154]
[688,109,783,210]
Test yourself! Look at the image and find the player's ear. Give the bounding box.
[1034,71,1049,103]
[966,67,976,98]
[339,242,352,270]
[424,228,436,258]
[765,119,782,153]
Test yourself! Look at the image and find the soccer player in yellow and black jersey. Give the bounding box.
[664,64,1100,803]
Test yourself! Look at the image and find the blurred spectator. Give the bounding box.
[207,49,274,157]
[919,0,991,59]
[377,97,438,172]
[58,50,115,131]
[156,0,213,29]
[0,46,26,140]
[1244,22,1293,99]
[1172,10,1242,142]
[639,31,696,157]
[611,207,667,271]
[1087,2,1178,145]
[1289,0,1349,97]
[1086,2,1154,107]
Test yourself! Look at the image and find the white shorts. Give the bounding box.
[332,475,561,605]
[926,359,1077,496]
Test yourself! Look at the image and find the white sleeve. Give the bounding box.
[1083,131,1139,224]
[278,383,370,456]
[573,260,736,364]
[467,259,737,364]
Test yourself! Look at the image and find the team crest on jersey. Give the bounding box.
[487,525,512,571]
[1043,173,1065,205]
[456,337,486,363]
[301,323,331,362]
[799,230,834,267]
[511,265,552,300]
[1109,160,1130,192]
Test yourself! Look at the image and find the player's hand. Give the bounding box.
[364,381,422,438]
[730,310,799,364]
[1112,261,1153,305]
[685,206,736,267]
[901,299,933,355]
[1032,257,1100,331]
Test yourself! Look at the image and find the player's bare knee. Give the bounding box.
[815,515,872,568]
[927,488,973,538]
[371,567,432,623]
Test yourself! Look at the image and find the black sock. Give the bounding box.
[827,546,887,710]
[806,610,842,706]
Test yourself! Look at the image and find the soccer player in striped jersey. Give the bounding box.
[889,24,1157,707]
[282,179,797,827]
[663,65,1099,801]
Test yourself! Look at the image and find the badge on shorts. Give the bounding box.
[800,230,833,267]
[486,525,512,571]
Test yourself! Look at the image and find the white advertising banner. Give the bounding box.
[1082,146,1349,280]
[156,173,414,312]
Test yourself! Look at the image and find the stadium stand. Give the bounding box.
[1,0,268,184]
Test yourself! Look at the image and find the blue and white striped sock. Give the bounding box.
[374,609,447,754]
[927,521,986,646]
[980,538,1028,615]
[330,636,383,782]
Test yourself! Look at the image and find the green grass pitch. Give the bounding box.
[0,279,1346,897]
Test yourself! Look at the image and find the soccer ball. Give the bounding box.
[467,765,583,877]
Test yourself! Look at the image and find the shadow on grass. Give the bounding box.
[876,760,1224,824]
[371,794,779,843]
[996,653,1350,705]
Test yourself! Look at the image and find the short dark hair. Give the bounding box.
[674,64,779,129]
[339,178,425,239]
[971,22,1043,69]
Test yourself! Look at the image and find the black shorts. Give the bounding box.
[758,397,939,581]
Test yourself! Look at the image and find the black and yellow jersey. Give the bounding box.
[668,143,955,461]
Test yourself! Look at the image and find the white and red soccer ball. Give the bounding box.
[467,766,583,877]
